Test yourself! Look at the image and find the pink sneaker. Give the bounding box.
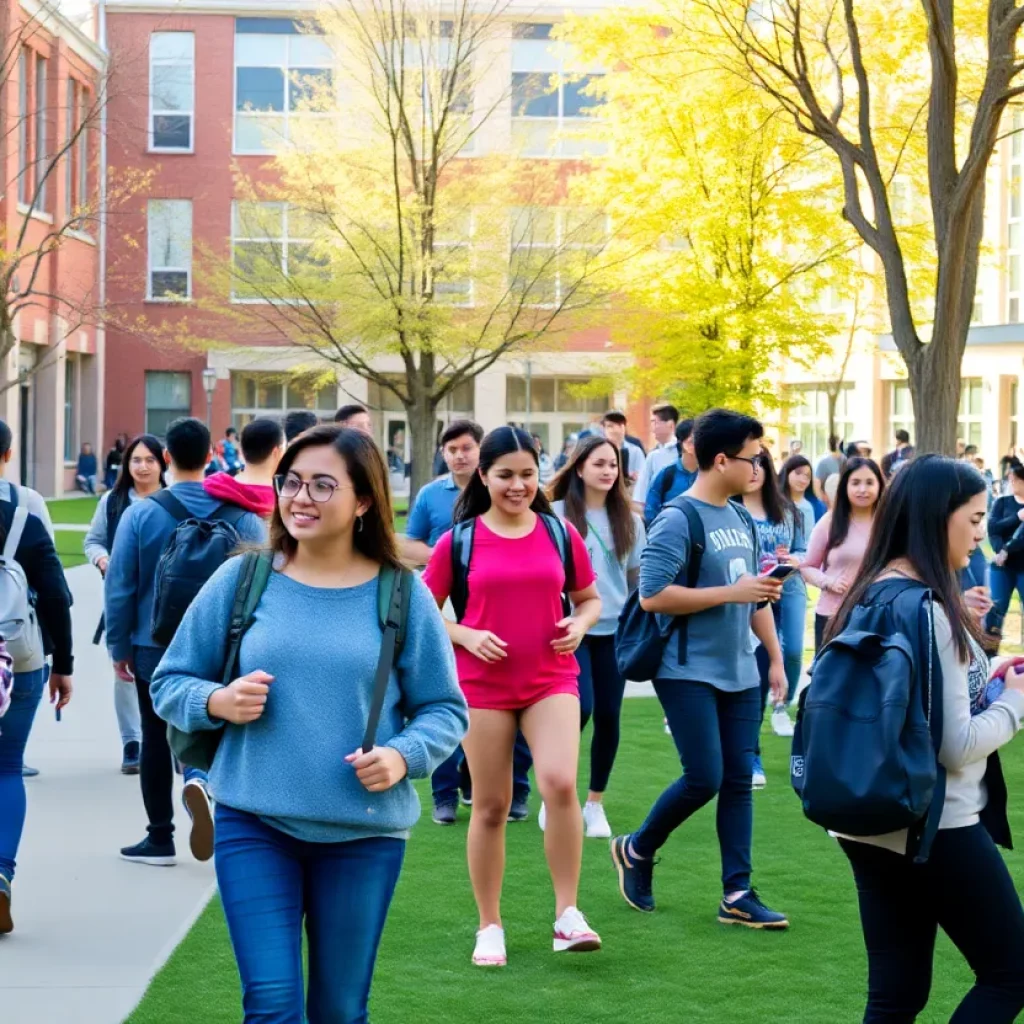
[553,906,601,953]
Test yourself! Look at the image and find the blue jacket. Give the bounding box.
[104,481,266,660]
[644,458,698,526]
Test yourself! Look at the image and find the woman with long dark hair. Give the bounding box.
[741,449,800,782]
[828,456,1024,1022]
[424,426,603,967]
[547,435,645,838]
[801,456,883,651]
[85,434,166,773]
[151,425,467,1021]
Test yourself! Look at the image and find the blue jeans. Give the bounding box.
[431,733,532,805]
[0,667,48,881]
[779,576,807,705]
[632,680,760,893]
[988,567,1024,635]
[215,804,405,1024]
[577,633,627,793]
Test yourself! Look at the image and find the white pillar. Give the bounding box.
[474,369,506,433]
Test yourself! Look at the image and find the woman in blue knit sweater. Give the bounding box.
[151,425,468,1024]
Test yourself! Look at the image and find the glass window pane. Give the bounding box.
[290,34,333,65]
[149,200,192,269]
[530,378,555,412]
[152,32,194,62]
[235,33,288,66]
[234,112,284,152]
[152,114,191,149]
[152,65,192,111]
[234,201,284,239]
[232,373,256,407]
[236,66,285,112]
[150,271,188,298]
[289,68,332,110]
[511,72,557,117]
[506,375,526,413]
[316,383,336,411]
[510,37,560,73]
[256,379,283,408]
[146,371,191,408]
[563,75,603,117]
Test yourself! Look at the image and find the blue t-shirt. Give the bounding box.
[806,494,827,522]
[406,474,461,547]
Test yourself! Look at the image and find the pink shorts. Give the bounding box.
[461,678,579,712]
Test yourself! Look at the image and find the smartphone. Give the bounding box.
[760,563,798,581]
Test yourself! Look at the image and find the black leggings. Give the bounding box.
[134,650,176,846]
[576,633,627,793]
[840,825,1024,1023]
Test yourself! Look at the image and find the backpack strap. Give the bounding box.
[363,566,411,752]
[5,483,18,510]
[540,512,575,615]
[3,506,28,562]
[212,503,249,528]
[449,519,476,622]
[151,489,192,524]
[673,496,706,664]
[658,463,678,503]
[221,551,273,687]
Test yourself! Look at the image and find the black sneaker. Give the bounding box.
[718,889,789,930]
[120,837,176,867]
[610,835,655,913]
[507,794,529,822]
[121,741,141,775]
[432,802,458,826]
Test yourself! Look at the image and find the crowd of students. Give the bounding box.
[2,401,1024,1024]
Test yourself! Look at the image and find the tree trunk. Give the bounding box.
[406,396,439,504]
[826,390,838,446]
[903,336,962,455]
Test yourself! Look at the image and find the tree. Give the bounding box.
[697,0,1018,453]
[187,0,616,497]
[563,12,860,417]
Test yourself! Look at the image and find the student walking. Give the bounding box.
[204,417,285,518]
[104,434,128,491]
[84,434,166,773]
[424,426,603,967]
[152,424,467,1023]
[106,418,266,866]
[548,435,645,839]
[644,420,699,527]
[401,421,535,825]
[741,448,802,778]
[823,456,1024,1022]
[801,457,883,651]
[632,404,681,512]
[0,483,73,934]
[985,461,1024,644]
[610,409,789,928]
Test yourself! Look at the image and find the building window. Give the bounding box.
[1012,380,1020,450]
[509,207,607,308]
[230,371,336,428]
[1010,110,1023,323]
[511,23,605,158]
[957,378,983,448]
[231,201,322,300]
[65,79,88,215]
[234,19,334,155]
[17,49,28,205]
[145,371,192,437]
[63,357,77,462]
[505,374,609,454]
[77,84,87,206]
[150,32,195,152]
[786,385,855,466]
[435,212,473,305]
[147,200,193,300]
[35,55,47,209]
[889,381,914,441]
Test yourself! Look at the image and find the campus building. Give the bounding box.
[1,0,105,494]
[100,0,642,476]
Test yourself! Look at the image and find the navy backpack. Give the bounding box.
[791,577,946,861]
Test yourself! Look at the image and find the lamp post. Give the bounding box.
[202,367,218,429]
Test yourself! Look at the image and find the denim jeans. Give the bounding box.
[841,826,1024,1023]
[134,646,206,845]
[577,633,627,793]
[431,734,532,805]
[988,567,1024,635]
[632,680,760,893]
[779,576,807,705]
[215,804,405,1024]
[0,667,48,881]
[114,670,142,747]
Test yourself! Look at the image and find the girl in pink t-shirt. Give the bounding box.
[424,426,602,969]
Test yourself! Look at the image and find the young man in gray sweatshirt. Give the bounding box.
[610,409,790,929]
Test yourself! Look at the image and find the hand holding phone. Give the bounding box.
[760,563,798,581]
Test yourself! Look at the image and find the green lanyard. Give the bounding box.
[586,518,621,572]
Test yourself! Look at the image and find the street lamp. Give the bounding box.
[202,367,218,429]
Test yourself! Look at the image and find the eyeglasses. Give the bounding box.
[274,474,350,503]
[727,455,762,473]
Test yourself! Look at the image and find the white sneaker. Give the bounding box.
[663,717,672,735]
[538,802,546,832]
[553,906,602,953]
[583,801,611,839]
[472,924,506,967]
[771,706,795,738]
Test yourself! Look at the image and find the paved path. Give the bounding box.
[4,566,216,1024]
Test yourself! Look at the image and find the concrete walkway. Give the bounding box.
[4,565,216,1024]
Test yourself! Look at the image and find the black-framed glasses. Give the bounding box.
[274,474,348,503]
[727,455,762,472]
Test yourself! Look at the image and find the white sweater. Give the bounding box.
[842,607,1024,854]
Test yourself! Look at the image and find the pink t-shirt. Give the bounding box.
[423,516,596,710]
[800,513,873,617]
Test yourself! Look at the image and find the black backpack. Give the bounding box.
[150,491,249,647]
[616,496,755,681]
[791,578,946,860]
[449,513,575,622]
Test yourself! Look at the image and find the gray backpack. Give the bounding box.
[0,505,45,671]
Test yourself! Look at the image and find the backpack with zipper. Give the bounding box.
[0,489,46,672]
[150,491,249,647]
[790,577,946,861]
[449,513,575,622]
[615,496,756,682]
[169,551,413,770]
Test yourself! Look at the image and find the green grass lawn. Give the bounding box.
[124,698,1024,1024]
[46,496,99,525]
